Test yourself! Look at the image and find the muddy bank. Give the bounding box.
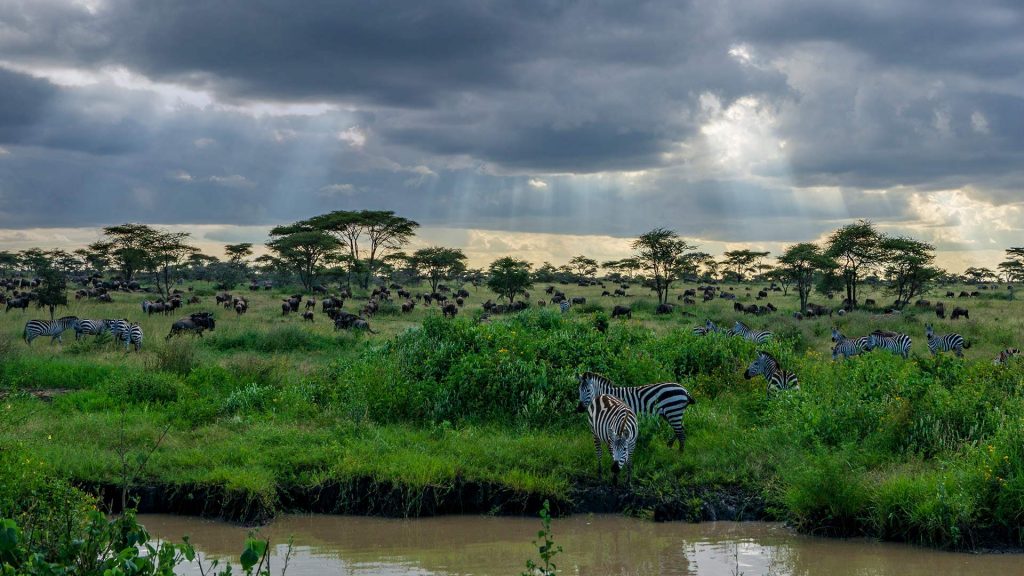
[81,477,772,526]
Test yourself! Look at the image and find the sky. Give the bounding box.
[0,0,1022,271]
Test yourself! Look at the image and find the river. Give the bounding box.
[137,514,1022,576]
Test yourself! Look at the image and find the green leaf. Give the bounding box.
[240,547,259,571]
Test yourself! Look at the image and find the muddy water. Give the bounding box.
[138,514,1022,576]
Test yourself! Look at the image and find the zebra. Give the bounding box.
[830,328,869,360]
[75,318,113,340]
[864,330,912,359]
[925,323,969,357]
[693,319,720,336]
[586,393,638,485]
[578,371,696,452]
[559,300,570,314]
[744,351,799,396]
[23,316,80,345]
[993,348,1021,366]
[731,320,772,344]
[116,322,144,352]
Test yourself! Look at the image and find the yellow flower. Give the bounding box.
[499,348,509,353]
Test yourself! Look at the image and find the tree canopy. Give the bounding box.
[486,257,533,304]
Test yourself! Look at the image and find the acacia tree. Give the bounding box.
[486,257,533,304]
[0,251,18,276]
[825,220,882,308]
[998,247,1024,283]
[722,249,769,283]
[882,236,940,308]
[148,231,198,298]
[35,262,67,321]
[411,246,467,293]
[778,243,834,313]
[309,210,419,289]
[266,223,340,291]
[964,266,997,284]
[568,255,598,282]
[93,223,159,281]
[633,228,694,304]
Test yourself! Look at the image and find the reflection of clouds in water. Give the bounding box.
[140,515,1021,576]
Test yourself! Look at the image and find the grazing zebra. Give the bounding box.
[578,372,696,452]
[993,348,1021,366]
[586,394,638,484]
[865,330,912,359]
[559,300,570,314]
[75,318,112,340]
[743,352,799,397]
[925,323,969,357]
[731,320,772,344]
[116,322,144,352]
[24,316,80,345]
[692,319,720,336]
[830,328,869,360]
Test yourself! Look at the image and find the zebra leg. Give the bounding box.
[667,418,686,452]
[593,435,603,478]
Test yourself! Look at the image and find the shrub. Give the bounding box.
[148,338,197,376]
[102,371,184,405]
[222,382,275,416]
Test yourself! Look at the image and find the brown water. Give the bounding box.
[138,514,1024,576]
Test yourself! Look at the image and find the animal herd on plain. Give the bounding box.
[4,274,1023,485]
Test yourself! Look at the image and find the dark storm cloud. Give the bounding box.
[0,0,1022,243]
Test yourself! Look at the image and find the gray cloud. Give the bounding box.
[0,0,1022,260]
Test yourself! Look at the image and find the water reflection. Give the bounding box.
[138,514,1023,576]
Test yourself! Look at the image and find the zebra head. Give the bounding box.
[864,334,878,351]
[705,319,717,331]
[609,418,635,473]
[577,372,607,412]
[830,327,844,343]
[925,323,935,339]
[743,352,773,380]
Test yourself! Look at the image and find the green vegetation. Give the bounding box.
[1,276,1023,552]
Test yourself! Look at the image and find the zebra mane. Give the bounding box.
[580,371,614,389]
[757,350,778,363]
[734,320,750,329]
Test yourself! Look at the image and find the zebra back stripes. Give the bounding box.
[578,371,695,452]
[24,316,80,345]
[587,394,638,483]
[743,352,799,396]
[559,300,570,313]
[994,348,1021,366]
[120,323,144,352]
[831,328,869,360]
[75,319,112,340]
[925,324,968,357]
[731,321,772,344]
[865,330,912,359]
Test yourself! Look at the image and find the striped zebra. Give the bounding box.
[24,316,80,345]
[925,323,969,357]
[559,300,570,314]
[578,371,696,452]
[117,322,144,352]
[865,330,912,359]
[693,319,720,336]
[586,394,638,484]
[993,348,1021,366]
[731,320,772,344]
[743,351,799,396]
[75,318,113,340]
[830,328,869,360]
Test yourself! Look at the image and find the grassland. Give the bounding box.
[2,279,1024,550]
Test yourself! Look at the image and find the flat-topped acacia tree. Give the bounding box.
[487,257,533,304]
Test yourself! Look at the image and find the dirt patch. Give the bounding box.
[0,388,74,402]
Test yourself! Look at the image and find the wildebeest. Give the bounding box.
[306,298,316,310]
[281,302,291,315]
[302,311,314,322]
[456,297,465,307]
[951,307,969,320]
[683,297,695,305]
[733,302,744,312]
[611,305,632,319]
[442,303,458,318]
[166,312,215,339]
[655,303,674,315]
[935,302,946,319]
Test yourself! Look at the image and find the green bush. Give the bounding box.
[101,371,184,405]
[149,338,197,376]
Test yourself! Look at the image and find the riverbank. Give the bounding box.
[4,289,1024,552]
